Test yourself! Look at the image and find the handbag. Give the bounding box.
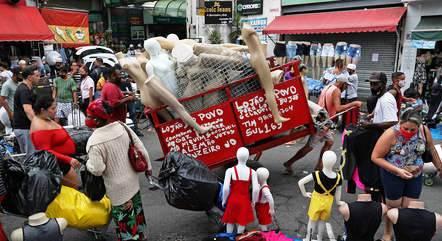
[119,122,149,172]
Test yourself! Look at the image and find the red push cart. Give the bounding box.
[148,60,315,168]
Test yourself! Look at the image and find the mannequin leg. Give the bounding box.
[352,56,360,65]
[317,221,326,241]
[149,78,212,134]
[310,55,316,79]
[305,219,317,241]
[304,55,310,66]
[259,224,268,232]
[346,56,352,66]
[237,225,246,234]
[62,167,80,189]
[242,27,289,124]
[226,223,235,233]
[327,57,333,69]
[383,198,402,241]
[315,56,321,80]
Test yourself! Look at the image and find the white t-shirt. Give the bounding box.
[341,73,358,99]
[373,92,398,124]
[80,76,95,100]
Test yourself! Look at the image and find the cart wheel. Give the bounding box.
[424,176,434,186]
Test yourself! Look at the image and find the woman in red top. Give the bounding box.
[30,96,81,189]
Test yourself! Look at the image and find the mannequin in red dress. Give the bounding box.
[256,167,275,231]
[222,147,259,234]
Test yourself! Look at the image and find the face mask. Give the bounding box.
[400,126,417,140]
[85,118,98,128]
[399,80,406,88]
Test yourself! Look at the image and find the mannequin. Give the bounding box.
[152,36,197,52]
[303,42,311,66]
[321,43,334,70]
[310,42,321,80]
[144,38,178,96]
[335,42,348,64]
[115,52,212,134]
[273,41,287,66]
[388,201,442,241]
[222,147,259,234]
[242,24,289,124]
[166,33,180,41]
[339,194,387,241]
[298,151,342,241]
[11,213,67,241]
[255,167,275,231]
[271,69,284,84]
[346,44,361,65]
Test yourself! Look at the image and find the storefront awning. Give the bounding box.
[411,16,442,41]
[153,0,186,18]
[0,4,54,42]
[263,7,406,35]
[41,8,90,48]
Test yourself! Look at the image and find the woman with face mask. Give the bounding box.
[30,96,81,189]
[372,109,442,241]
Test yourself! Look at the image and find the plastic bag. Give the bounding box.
[3,151,63,216]
[202,232,236,241]
[65,127,93,155]
[80,166,106,201]
[67,108,86,127]
[46,185,111,229]
[159,151,219,211]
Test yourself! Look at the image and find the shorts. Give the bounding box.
[321,44,335,57]
[296,44,310,56]
[347,46,361,58]
[307,191,333,221]
[310,43,322,56]
[381,168,422,200]
[273,42,287,57]
[59,162,71,175]
[56,102,73,119]
[286,43,298,60]
[307,129,334,148]
[335,43,347,56]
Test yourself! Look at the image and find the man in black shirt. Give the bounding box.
[13,66,39,155]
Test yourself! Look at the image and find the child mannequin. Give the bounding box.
[298,151,342,241]
[222,147,259,234]
[11,213,67,241]
[256,167,275,231]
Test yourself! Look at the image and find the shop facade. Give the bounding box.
[265,0,405,99]
[399,0,442,90]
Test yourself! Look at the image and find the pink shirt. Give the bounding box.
[318,85,339,119]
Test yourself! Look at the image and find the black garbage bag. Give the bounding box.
[2,151,63,216]
[66,127,93,155]
[80,166,106,201]
[158,151,219,211]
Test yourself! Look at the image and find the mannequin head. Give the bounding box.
[322,151,337,170]
[236,147,249,164]
[167,34,180,41]
[172,43,194,64]
[144,39,162,57]
[256,167,269,184]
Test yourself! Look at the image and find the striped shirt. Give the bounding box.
[54,77,77,103]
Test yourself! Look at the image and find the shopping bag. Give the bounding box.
[80,166,106,201]
[67,107,86,127]
[46,186,111,229]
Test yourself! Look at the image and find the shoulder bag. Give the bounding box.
[119,122,149,172]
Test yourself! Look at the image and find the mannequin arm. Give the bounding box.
[381,203,388,216]
[436,213,442,230]
[251,171,259,205]
[338,202,350,221]
[298,174,313,198]
[262,188,275,215]
[10,229,23,241]
[56,218,68,234]
[335,186,344,206]
[222,168,232,207]
[387,208,399,224]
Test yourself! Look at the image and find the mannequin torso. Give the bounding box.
[11,213,67,241]
[255,167,275,231]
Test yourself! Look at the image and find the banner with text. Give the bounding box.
[237,0,263,16]
[204,1,233,24]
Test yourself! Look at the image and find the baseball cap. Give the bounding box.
[368,72,387,83]
[347,64,356,70]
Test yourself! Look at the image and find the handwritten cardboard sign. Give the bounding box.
[233,79,311,144]
[158,102,243,167]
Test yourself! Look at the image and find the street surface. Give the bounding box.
[1,130,441,241]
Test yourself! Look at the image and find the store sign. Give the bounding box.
[411,40,436,49]
[204,1,233,24]
[47,25,89,45]
[282,0,338,6]
[240,17,267,41]
[237,0,263,16]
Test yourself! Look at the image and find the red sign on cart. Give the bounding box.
[158,102,243,167]
[233,79,311,144]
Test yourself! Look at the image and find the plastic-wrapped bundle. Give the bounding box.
[159,151,219,211]
[2,151,63,216]
[65,127,93,155]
